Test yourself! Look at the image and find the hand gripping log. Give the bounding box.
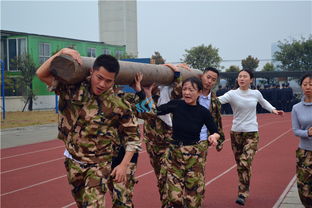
[50,55,203,86]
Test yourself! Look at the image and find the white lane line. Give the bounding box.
[61,202,76,208]
[205,164,237,186]
[272,175,297,208]
[1,157,64,174]
[137,170,154,178]
[1,145,64,160]
[0,175,67,197]
[258,129,292,152]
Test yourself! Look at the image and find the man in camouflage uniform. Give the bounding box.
[199,67,225,153]
[106,81,149,208]
[108,145,138,208]
[36,48,141,208]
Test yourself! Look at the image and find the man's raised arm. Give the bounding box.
[36,48,82,87]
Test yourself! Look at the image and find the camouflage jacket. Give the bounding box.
[54,79,141,164]
[139,73,182,146]
[114,87,173,147]
[210,92,225,151]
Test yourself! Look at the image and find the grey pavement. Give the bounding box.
[278,182,304,208]
[0,123,306,207]
[274,175,305,208]
[1,123,58,148]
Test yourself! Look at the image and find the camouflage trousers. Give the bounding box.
[230,131,259,199]
[108,162,138,208]
[296,148,312,208]
[145,141,169,204]
[64,157,111,208]
[162,140,209,208]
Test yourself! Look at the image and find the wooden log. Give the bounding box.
[50,55,203,86]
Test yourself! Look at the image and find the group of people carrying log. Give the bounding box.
[36,48,311,208]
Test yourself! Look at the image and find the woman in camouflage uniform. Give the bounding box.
[291,73,312,208]
[145,76,220,208]
[218,69,284,206]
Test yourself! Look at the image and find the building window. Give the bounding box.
[87,48,96,57]
[7,38,27,71]
[115,50,124,59]
[39,43,51,64]
[103,48,110,55]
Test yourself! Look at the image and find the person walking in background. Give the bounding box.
[291,73,312,208]
[36,48,141,208]
[218,69,284,206]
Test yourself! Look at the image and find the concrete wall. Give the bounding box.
[98,0,138,56]
[0,95,56,112]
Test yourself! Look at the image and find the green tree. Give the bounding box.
[261,62,275,72]
[182,44,222,70]
[10,53,38,111]
[226,65,240,72]
[274,36,312,71]
[151,51,165,64]
[241,55,259,71]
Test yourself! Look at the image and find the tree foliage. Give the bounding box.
[151,51,165,64]
[274,36,312,71]
[261,62,275,72]
[182,44,222,70]
[241,55,259,71]
[10,53,38,111]
[226,65,240,72]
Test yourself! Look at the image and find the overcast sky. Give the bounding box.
[1,0,311,69]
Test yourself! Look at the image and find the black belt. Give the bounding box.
[171,140,202,146]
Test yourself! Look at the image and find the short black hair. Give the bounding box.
[182,76,203,91]
[203,67,220,77]
[300,73,312,85]
[93,54,120,76]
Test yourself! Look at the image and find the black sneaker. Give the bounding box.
[235,195,246,206]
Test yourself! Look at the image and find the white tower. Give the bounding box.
[98,0,138,57]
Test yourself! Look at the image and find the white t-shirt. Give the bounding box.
[218,88,275,132]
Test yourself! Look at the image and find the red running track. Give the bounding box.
[1,113,297,207]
